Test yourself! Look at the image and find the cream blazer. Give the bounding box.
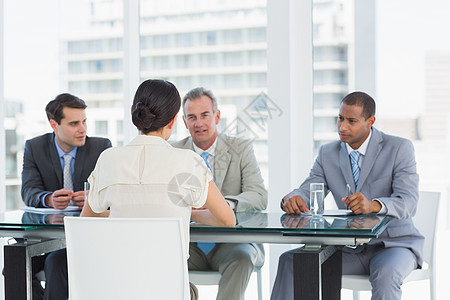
[88,135,212,255]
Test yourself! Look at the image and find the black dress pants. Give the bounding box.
[32,249,68,300]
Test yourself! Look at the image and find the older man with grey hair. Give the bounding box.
[172,87,267,300]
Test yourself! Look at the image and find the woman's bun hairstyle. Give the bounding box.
[131,79,181,134]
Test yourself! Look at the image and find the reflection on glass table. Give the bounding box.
[281,213,381,230]
[21,211,80,225]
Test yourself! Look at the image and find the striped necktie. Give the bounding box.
[350,150,361,187]
[198,151,215,254]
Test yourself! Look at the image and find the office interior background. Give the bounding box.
[1,0,449,299]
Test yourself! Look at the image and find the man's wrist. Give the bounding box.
[44,194,53,208]
[371,199,383,214]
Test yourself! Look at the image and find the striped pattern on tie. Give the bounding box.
[350,150,361,187]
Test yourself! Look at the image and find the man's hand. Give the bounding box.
[46,189,72,210]
[71,191,85,209]
[282,192,310,215]
[341,192,381,215]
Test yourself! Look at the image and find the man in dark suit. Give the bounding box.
[20,93,112,300]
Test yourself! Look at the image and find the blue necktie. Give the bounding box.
[198,151,215,254]
[200,151,211,170]
[350,151,361,187]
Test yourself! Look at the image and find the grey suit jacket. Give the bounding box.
[287,127,424,265]
[172,135,267,212]
[21,133,112,208]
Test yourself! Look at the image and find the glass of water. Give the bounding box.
[84,181,90,203]
[310,183,324,216]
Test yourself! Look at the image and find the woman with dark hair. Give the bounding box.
[81,79,235,300]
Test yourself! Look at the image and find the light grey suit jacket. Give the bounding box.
[172,134,267,212]
[287,127,424,265]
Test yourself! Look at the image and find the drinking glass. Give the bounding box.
[84,181,90,203]
[310,183,324,216]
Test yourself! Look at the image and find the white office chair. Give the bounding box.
[189,266,263,300]
[64,217,189,300]
[342,191,440,300]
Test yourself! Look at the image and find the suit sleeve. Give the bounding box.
[224,141,267,212]
[21,140,50,208]
[281,146,327,211]
[103,139,112,150]
[377,139,419,219]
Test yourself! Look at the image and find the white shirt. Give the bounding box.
[88,135,213,256]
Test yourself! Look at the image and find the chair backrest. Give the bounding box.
[64,217,189,300]
[415,191,440,266]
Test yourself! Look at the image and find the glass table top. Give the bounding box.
[0,210,390,238]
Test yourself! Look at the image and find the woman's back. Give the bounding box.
[88,135,212,250]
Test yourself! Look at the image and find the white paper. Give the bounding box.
[301,209,353,216]
[20,205,81,214]
[323,209,353,216]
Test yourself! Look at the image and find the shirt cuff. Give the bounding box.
[225,199,236,211]
[41,192,52,208]
[373,199,387,214]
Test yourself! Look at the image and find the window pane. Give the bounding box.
[3,0,124,210]
[139,0,268,185]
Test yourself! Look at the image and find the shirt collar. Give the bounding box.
[129,134,172,146]
[193,139,217,157]
[346,128,372,156]
[54,136,77,158]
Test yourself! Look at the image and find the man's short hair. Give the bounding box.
[341,91,376,120]
[45,93,87,124]
[182,87,218,114]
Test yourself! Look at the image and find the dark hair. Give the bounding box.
[341,91,376,120]
[45,93,87,124]
[132,79,181,134]
[182,87,217,114]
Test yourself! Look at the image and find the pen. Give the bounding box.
[346,184,351,209]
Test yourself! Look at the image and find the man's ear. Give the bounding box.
[182,115,188,129]
[49,119,58,131]
[367,115,376,127]
[215,109,221,125]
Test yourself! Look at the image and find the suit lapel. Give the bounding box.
[339,142,355,191]
[185,137,195,151]
[213,135,231,191]
[48,134,63,185]
[74,138,88,189]
[357,128,382,191]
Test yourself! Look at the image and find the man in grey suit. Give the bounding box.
[172,87,267,300]
[271,91,423,300]
[20,93,112,300]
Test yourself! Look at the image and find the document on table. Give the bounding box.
[323,209,353,216]
[21,206,81,214]
[302,209,353,216]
